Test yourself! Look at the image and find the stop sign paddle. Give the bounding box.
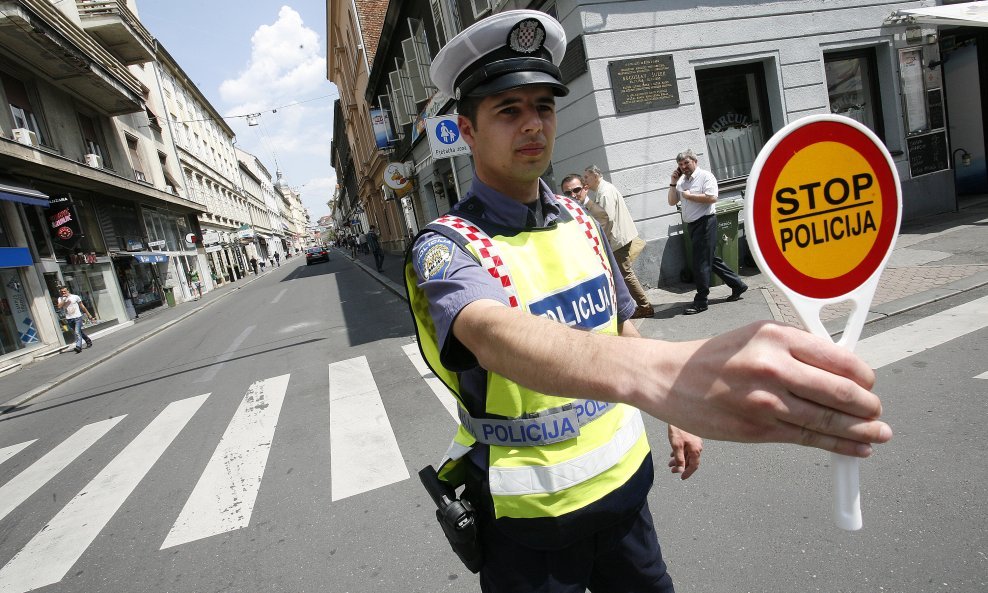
[744,114,901,531]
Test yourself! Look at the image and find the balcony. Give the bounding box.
[0,0,143,115]
[76,0,154,65]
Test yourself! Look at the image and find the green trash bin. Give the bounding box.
[679,199,743,287]
[163,286,176,307]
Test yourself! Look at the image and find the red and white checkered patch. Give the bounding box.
[555,195,617,312]
[434,215,521,309]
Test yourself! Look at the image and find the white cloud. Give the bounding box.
[219,6,325,107]
[218,5,337,219]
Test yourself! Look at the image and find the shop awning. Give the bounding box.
[889,1,988,27]
[131,252,169,264]
[0,178,49,207]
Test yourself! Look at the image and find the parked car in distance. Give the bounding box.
[305,246,329,265]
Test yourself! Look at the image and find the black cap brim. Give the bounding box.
[466,71,569,98]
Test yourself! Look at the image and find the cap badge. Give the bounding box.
[507,18,546,54]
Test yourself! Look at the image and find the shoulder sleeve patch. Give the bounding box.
[415,235,456,281]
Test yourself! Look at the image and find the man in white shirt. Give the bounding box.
[667,149,747,314]
[56,285,94,353]
[583,166,653,318]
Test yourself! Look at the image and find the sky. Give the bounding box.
[136,1,339,222]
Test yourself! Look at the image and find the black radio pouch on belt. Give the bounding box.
[418,465,484,573]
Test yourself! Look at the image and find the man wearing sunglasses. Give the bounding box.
[560,174,611,238]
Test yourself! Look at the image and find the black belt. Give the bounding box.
[687,213,714,227]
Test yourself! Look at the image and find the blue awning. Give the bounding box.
[0,247,33,268]
[132,252,169,264]
[0,178,48,207]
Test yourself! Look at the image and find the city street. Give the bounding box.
[1,257,987,593]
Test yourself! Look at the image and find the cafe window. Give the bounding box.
[825,49,885,141]
[1,71,47,145]
[696,62,773,181]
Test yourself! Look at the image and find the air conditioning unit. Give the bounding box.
[12,128,38,147]
[84,153,103,168]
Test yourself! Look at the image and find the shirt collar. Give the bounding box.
[462,175,562,228]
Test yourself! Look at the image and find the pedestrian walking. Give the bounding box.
[366,225,385,272]
[406,10,890,593]
[56,286,94,353]
[188,269,202,301]
[583,165,654,318]
[249,257,258,275]
[668,149,748,314]
[274,252,280,267]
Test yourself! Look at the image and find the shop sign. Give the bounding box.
[426,115,471,160]
[383,162,413,197]
[148,240,166,249]
[1,270,39,345]
[237,224,255,240]
[46,196,82,246]
[205,245,222,253]
[371,107,395,150]
[202,230,220,246]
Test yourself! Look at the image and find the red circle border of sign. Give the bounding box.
[752,120,898,300]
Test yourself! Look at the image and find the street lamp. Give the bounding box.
[952,148,972,167]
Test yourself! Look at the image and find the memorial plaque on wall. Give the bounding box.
[608,54,679,114]
[906,130,948,177]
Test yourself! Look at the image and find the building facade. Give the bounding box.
[0,0,208,368]
[339,0,977,288]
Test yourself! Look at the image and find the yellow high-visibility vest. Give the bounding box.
[405,197,651,526]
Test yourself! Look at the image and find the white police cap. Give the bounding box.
[430,10,568,100]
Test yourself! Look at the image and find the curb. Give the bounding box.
[1,276,259,413]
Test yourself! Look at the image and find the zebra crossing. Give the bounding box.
[1,295,987,592]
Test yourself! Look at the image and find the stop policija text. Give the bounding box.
[775,173,877,252]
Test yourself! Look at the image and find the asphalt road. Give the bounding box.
[0,257,985,593]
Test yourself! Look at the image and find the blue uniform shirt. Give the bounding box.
[412,176,636,371]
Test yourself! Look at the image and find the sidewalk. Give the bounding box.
[0,270,264,412]
[348,195,988,342]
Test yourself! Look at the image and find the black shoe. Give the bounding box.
[85,341,93,348]
[726,284,749,302]
[74,346,82,353]
[684,304,708,315]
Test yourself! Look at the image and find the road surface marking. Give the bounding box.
[975,371,988,380]
[402,343,458,422]
[0,395,206,593]
[271,288,287,304]
[195,325,255,383]
[329,356,408,500]
[0,440,35,468]
[858,295,988,369]
[0,418,122,523]
[161,375,290,549]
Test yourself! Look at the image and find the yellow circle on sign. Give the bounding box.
[770,142,883,280]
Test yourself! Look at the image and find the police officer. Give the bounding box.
[405,10,891,593]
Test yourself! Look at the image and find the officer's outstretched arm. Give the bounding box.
[453,300,892,458]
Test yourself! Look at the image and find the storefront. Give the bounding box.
[0,179,49,357]
[112,252,166,314]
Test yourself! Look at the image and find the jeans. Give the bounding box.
[372,249,385,271]
[688,213,744,306]
[70,316,91,350]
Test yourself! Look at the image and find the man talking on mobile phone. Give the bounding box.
[668,149,748,315]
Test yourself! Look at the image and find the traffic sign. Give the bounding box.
[745,114,902,532]
[747,117,900,300]
[425,115,471,159]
